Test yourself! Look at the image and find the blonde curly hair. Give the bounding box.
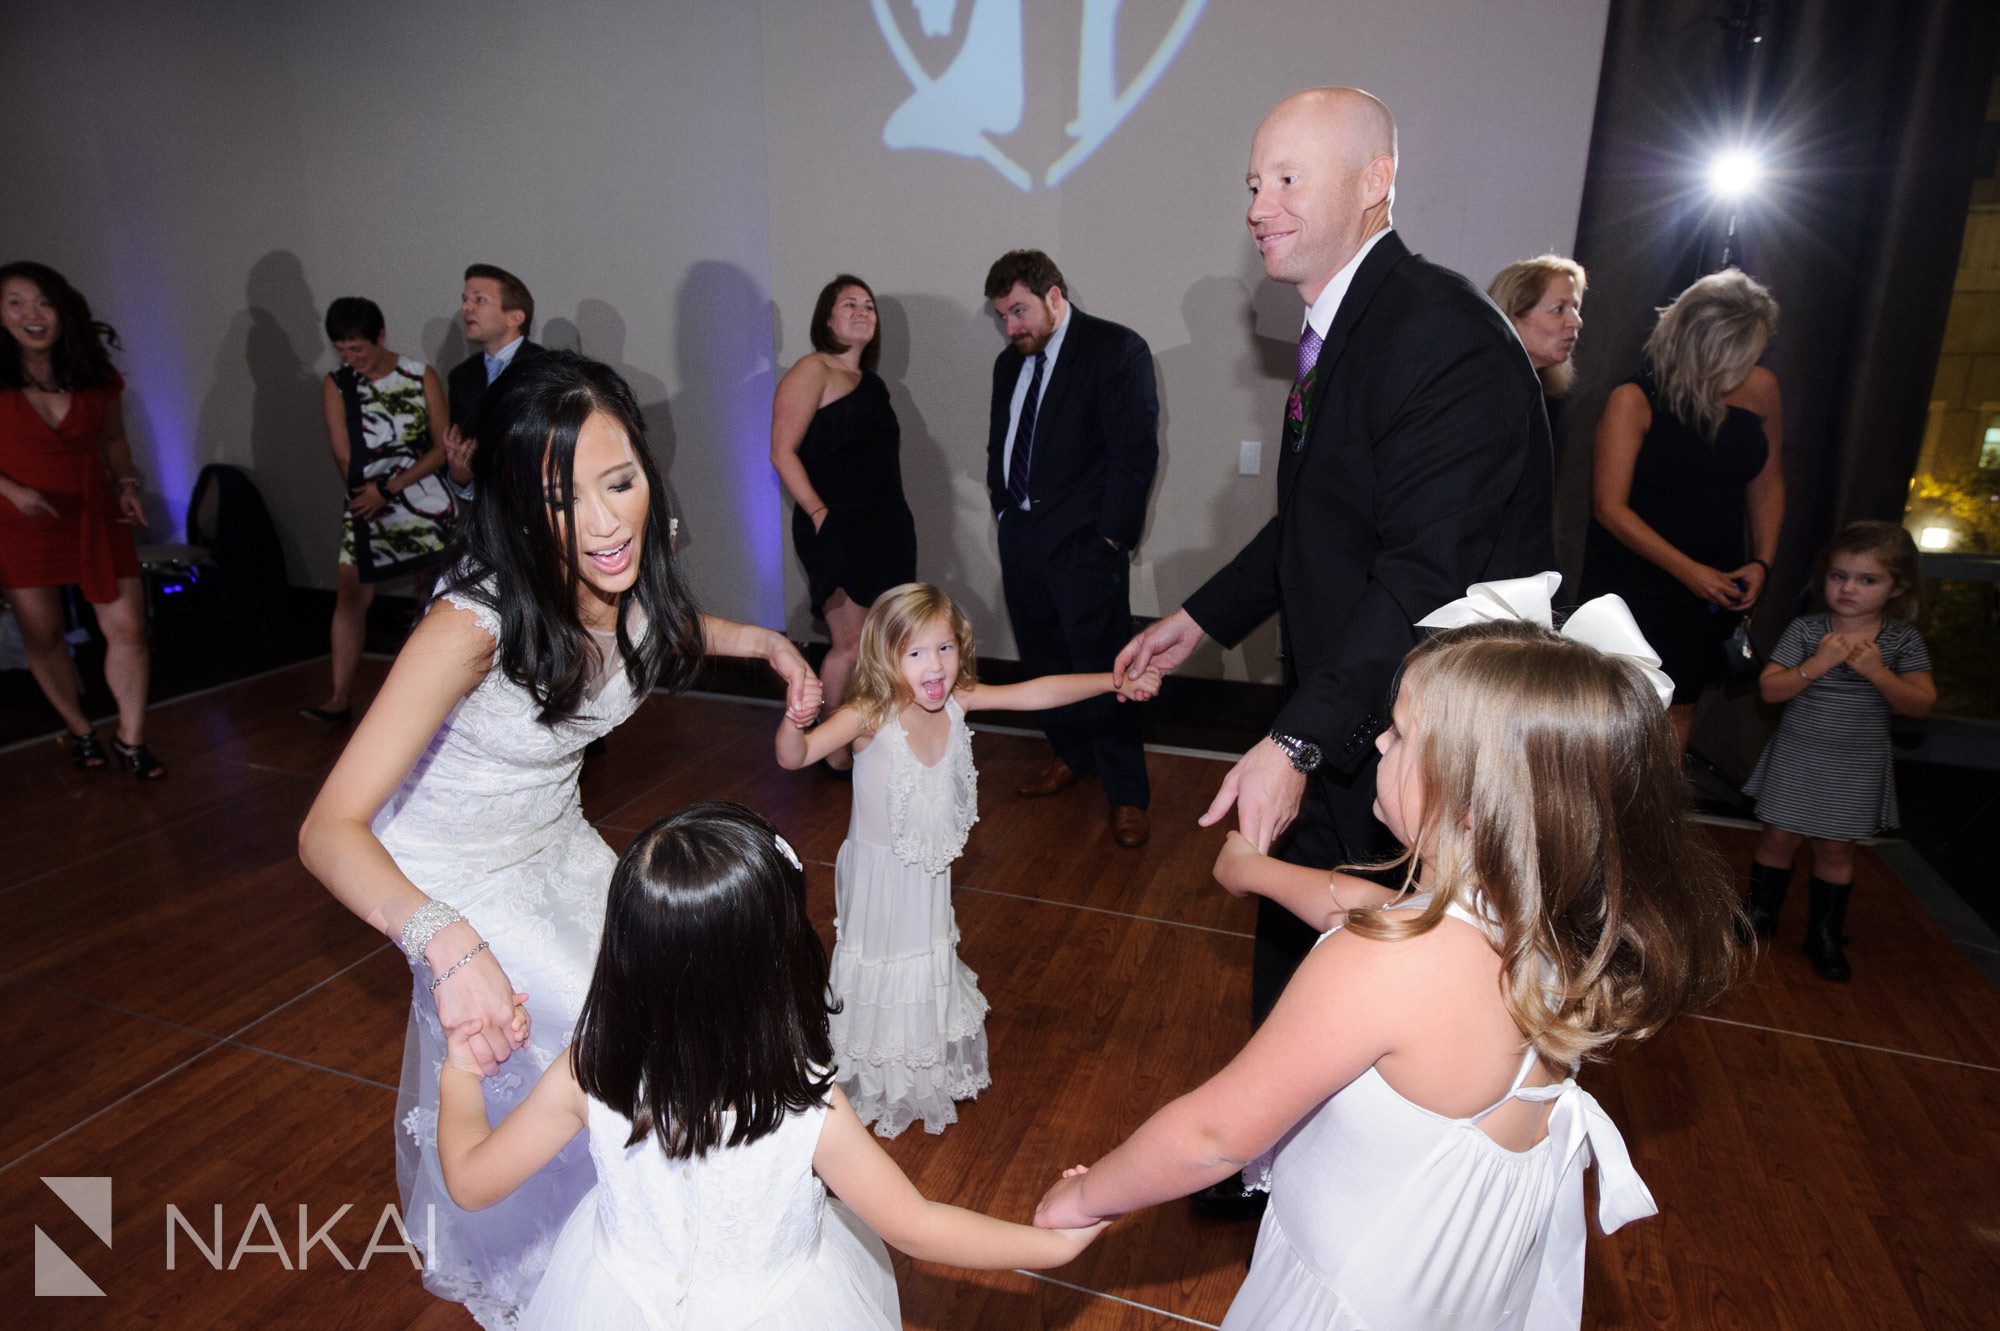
[844,583,979,729]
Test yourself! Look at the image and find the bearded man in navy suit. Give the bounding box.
[986,249,1160,849]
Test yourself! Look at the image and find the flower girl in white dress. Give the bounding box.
[1035,578,1745,1329]
[436,801,1108,1330]
[776,582,1161,1136]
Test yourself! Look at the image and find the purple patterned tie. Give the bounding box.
[1297,324,1323,383]
[1287,325,1323,448]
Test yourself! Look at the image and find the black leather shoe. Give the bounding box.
[1190,1176,1268,1221]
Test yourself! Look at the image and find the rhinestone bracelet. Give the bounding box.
[400,900,465,965]
[429,942,491,994]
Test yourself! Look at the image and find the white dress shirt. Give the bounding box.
[1000,303,1072,511]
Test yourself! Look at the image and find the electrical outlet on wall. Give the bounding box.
[1238,440,1262,476]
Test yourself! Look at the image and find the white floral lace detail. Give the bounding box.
[885,699,978,873]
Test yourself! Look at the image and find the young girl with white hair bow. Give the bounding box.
[1033,573,1742,1330]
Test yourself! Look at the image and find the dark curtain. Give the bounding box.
[1560,0,1998,777]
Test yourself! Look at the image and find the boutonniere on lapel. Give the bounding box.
[1287,365,1316,452]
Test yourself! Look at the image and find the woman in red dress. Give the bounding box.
[0,261,165,778]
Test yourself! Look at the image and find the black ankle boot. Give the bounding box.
[1740,862,1792,945]
[1802,877,1852,982]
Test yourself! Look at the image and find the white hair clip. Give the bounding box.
[1415,571,1676,709]
[774,834,802,871]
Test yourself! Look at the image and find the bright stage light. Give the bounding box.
[1917,525,1953,551]
[1707,148,1762,201]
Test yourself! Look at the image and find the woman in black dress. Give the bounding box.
[1582,268,1783,752]
[770,274,917,768]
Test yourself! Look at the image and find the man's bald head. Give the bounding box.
[1246,88,1398,301]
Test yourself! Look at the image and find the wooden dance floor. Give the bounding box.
[1,659,1995,1328]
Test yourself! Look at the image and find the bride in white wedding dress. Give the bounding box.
[300,353,819,1327]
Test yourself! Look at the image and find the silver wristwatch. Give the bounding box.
[1268,730,1323,773]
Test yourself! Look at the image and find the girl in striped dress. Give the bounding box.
[1743,521,1936,980]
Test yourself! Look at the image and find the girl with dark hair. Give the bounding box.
[0,261,166,777]
[1742,521,1935,980]
[769,275,917,770]
[304,296,454,723]
[436,801,1107,1330]
[299,352,818,1328]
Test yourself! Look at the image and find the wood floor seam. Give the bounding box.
[1690,1012,2000,1073]
[1009,1270,1225,1328]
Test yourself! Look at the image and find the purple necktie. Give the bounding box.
[1006,352,1046,507]
[1296,324,1323,383]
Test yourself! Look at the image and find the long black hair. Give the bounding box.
[439,351,704,723]
[0,261,121,391]
[571,802,837,1158]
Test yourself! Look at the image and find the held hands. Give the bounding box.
[1200,737,1307,854]
[1112,664,1164,702]
[116,487,146,525]
[784,674,824,729]
[429,923,530,1076]
[346,480,390,520]
[1034,1165,1110,1234]
[443,423,476,486]
[1212,829,1264,899]
[1114,608,1205,691]
[443,997,530,1077]
[767,635,821,727]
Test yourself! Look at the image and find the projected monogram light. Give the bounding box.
[873,0,1207,190]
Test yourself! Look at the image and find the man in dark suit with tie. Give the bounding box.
[1118,87,1554,1208]
[442,263,544,498]
[985,250,1160,848]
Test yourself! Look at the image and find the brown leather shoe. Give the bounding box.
[1017,759,1078,798]
[1112,806,1150,848]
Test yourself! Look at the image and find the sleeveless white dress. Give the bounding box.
[378,586,640,1327]
[827,697,991,1137]
[521,1094,901,1330]
[1224,897,1658,1330]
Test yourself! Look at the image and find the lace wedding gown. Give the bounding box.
[828,697,991,1137]
[377,587,640,1327]
[521,1094,900,1329]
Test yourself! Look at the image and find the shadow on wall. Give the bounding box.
[869,291,1010,645]
[194,250,321,586]
[1150,271,1285,683]
[671,261,781,625]
[572,297,678,537]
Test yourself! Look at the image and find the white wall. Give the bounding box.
[1,1,1607,680]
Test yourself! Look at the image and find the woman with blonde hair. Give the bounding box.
[1487,255,1586,397]
[1582,267,1783,750]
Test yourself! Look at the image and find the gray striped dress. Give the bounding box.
[1744,614,1931,839]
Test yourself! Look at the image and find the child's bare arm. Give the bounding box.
[960,665,1161,714]
[813,1087,1107,1270]
[776,704,870,770]
[436,1029,588,1212]
[1845,638,1936,717]
[1211,831,1402,929]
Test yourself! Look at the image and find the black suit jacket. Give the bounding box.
[1183,233,1554,850]
[985,307,1158,557]
[447,339,545,431]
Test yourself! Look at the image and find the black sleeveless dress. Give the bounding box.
[1580,369,1769,703]
[790,370,918,618]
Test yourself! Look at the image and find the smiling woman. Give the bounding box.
[297,351,820,1327]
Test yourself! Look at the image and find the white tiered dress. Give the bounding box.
[1224,897,1659,1330]
[828,697,991,1137]
[378,587,639,1327]
[520,1094,900,1330]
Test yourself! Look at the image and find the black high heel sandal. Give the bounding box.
[110,737,168,781]
[65,729,109,769]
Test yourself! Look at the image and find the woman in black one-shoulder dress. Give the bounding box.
[1582,269,1784,753]
[770,275,917,767]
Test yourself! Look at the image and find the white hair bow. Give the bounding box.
[1414,572,1675,709]
[773,834,803,871]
